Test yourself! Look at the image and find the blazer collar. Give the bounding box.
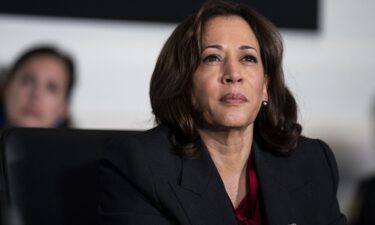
[179,144,214,195]
[170,139,311,225]
[169,142,237,225]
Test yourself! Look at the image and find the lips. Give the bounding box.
[219,93,248,104]
[23,107,41,117]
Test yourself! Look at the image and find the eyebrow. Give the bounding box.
[202,45,222,52]
[239,45,257,52]
[202,44,258,53]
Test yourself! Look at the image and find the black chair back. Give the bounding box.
[0,128,137,225]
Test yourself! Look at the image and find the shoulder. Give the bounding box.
[289,136,340,190]
[296,136,334,156]
[283,136,337,167]
[105,125,171,156]
[255,138,347,223]
[294,136,338,170]
[295,137,339,176]
[99,126,181,219]
[259,136,337,167]
[255,136,340,190]
[102,125,181,179]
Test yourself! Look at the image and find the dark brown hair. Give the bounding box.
[150,0,302,156]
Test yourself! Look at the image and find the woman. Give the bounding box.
[0,45,76,128]
[99,1,347,224]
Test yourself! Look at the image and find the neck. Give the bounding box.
[198,125,254,207]
[198,126,253,170]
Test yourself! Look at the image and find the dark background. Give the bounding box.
[1,0,319,30]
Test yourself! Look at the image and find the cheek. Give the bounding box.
[5,85,28,105]
[250,76,267,97]
[39,89,65,111]
[43,102,66,123]
[46,96,66,112]
[193,77,218,106]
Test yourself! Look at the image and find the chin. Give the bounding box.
[211,116,254,130]
[16,119,46,128]
[223,113,254,125]
[201,110,256,130]
[221,121,252,130]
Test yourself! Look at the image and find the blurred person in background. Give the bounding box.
[0,45,76,128]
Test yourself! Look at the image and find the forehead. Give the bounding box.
[22,54,64,70]
[201,15,259,49]
[18,55,68,82]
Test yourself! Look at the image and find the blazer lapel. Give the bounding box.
[168,140,312,225]
[169,144,237,225]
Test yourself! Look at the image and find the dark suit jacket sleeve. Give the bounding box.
[318,140,348,225]
[98,136,175,225]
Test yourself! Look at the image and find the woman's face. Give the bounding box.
[192,15,268,130]
[4,55,69,127]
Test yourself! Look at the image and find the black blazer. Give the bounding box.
[99,125,347,225]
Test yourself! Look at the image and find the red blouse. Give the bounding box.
[234,156,265,225]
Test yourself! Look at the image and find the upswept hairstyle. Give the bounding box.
[150,0,302,156]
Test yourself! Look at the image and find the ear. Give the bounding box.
[262,74,269,101]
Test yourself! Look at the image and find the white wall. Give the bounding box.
[0,0,374,218]
[282,0,375,217]
[0,17,175,129]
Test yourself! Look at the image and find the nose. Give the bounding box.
[29,84,43,101]
[222,60,243,84]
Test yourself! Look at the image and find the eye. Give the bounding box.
[46,82,59,95]
[202,54,222,64]
[241,55,257,63]
[19,73,35,87]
